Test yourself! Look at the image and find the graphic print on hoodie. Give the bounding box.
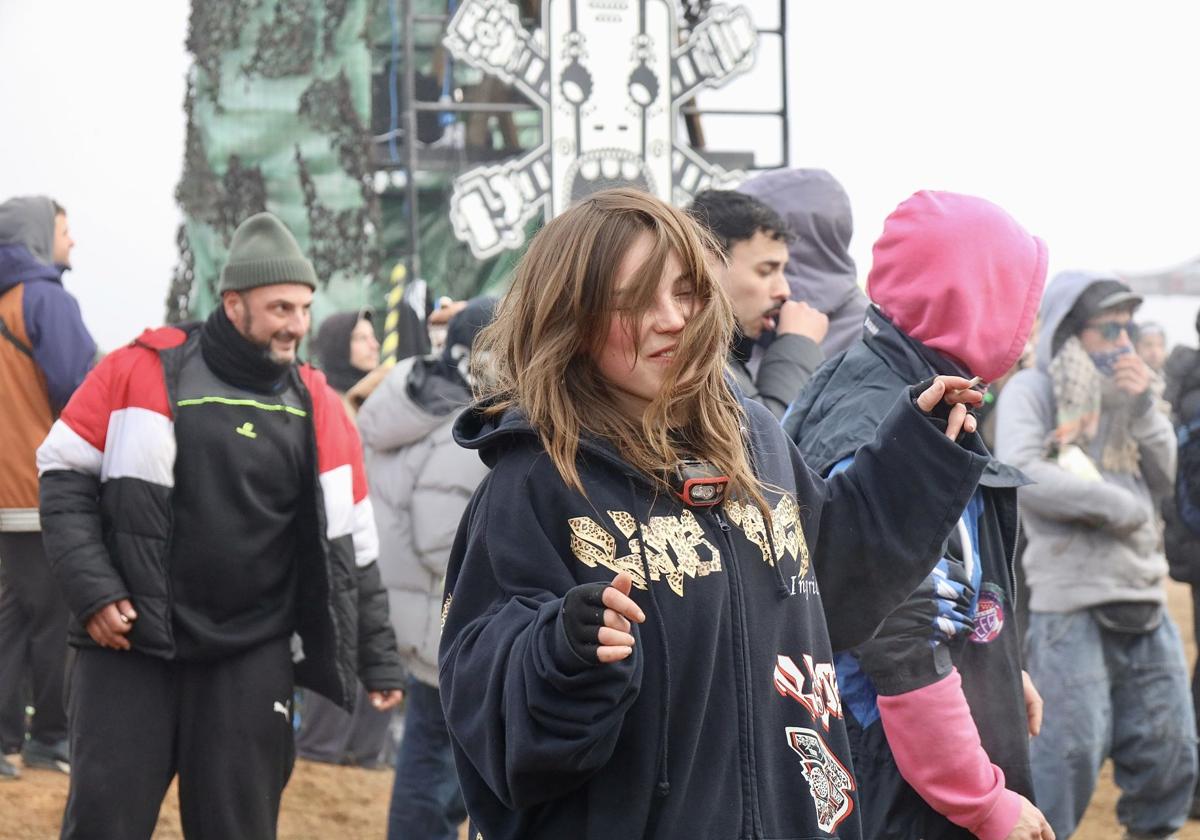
[439,392,989,840]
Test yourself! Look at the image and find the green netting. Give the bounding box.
[170,0,381,332]
[171,0,547,333]
[368,0,541,305]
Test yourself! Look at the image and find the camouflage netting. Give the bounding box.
[169,0,380,330]
[172,1,720,330]
[367,0,534,306]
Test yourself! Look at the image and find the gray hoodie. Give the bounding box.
[357,356,490,686]
[738,169,868,356]
[0,196,55,264]
[995,271,1176,612]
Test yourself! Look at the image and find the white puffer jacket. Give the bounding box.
[357,356,490,686]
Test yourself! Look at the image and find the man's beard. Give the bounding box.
[241,309,296,364]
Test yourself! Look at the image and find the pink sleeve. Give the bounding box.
[876,668,1022,840]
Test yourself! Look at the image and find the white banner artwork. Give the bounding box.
[444,0,759,259]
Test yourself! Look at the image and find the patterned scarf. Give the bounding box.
[1048,336,1139,474]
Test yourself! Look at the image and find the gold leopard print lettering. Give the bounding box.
[568,509,720,596]
[725,496,809,579]
[566,498,808,597]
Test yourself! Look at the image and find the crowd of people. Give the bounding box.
[0,170,1198,840]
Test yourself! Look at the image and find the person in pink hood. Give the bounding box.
[786,191,1053,840]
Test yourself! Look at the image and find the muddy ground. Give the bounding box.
[2,582,1197,839]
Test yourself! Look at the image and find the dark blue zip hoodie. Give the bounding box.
[439,390,989,840]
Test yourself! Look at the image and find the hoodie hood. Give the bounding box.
[0,196,62,293]
[312,310,371,393]
[454,402,637,477]
[430,295,498,388]
[1034,270,1118,373]
[0,196,56,266]
[866,191,1048,384]
[405,355,473,420]
[738,168,858,312]
[453,404,528,469]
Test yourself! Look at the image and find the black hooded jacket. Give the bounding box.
[786,308,1033,838]
[439,389,988,840]
[1163,344,1200,584]
[312,310,369,394]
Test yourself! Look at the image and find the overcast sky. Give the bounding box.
[2,1,1199,350]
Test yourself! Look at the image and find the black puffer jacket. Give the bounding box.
[1164,344,1200,584]
[37,325,404,708]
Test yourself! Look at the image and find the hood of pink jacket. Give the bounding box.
[866,191,1048,383]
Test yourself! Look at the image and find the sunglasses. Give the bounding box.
[1086,321,1130,342]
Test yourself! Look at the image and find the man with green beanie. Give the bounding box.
[36,212,406,839]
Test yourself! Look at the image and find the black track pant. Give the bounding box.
[61,637,296,840]
[0,531,69,748]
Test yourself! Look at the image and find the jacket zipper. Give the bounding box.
[712,507,760,838]
[157,339,194,656]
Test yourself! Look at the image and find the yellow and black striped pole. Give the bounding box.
[381,262,407,367]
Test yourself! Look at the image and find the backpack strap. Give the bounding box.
[0,285,34,360]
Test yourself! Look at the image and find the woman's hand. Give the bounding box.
[915,376,985,440]
[561,572,647,664]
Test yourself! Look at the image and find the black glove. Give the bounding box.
[560,581,609,664]
[910,376,978,440]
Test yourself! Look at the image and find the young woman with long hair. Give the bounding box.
[439,188,986,840]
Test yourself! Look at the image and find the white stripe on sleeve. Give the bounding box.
[101,408,176,488]
[37,419,103,477]
[320,463,354,539]
[351,496,379,568]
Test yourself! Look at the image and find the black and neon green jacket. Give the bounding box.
[36,325,404,708]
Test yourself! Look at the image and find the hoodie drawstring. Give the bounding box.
[763,518,791,599]
[629,479,672,799]
[741,427,792,599]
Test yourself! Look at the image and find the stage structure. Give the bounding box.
[377,0,790,328]
[443,0,757,258]
[170,2,788,361]
[169,0,381,330]
[1122,257,1200,296]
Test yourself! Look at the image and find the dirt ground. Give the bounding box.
[3,582,1198,839]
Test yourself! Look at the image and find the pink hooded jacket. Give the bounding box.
[866,191,1048,838]
[867,191,1048,383]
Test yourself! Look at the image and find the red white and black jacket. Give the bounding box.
[36,325,404,707]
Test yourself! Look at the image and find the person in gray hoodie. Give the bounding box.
[996,272,1196,840]
[0,196,94,779]
[686,189,828,419]
[738,168,869,357]
[358,296,496,840]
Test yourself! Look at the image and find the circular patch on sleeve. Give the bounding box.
[970,585,1005,644]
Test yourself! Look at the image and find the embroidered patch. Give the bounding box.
[785,726,856,833]
[970,583,1005,644]
[774,654,843,732]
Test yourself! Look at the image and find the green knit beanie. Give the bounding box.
[218,212,318,293]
